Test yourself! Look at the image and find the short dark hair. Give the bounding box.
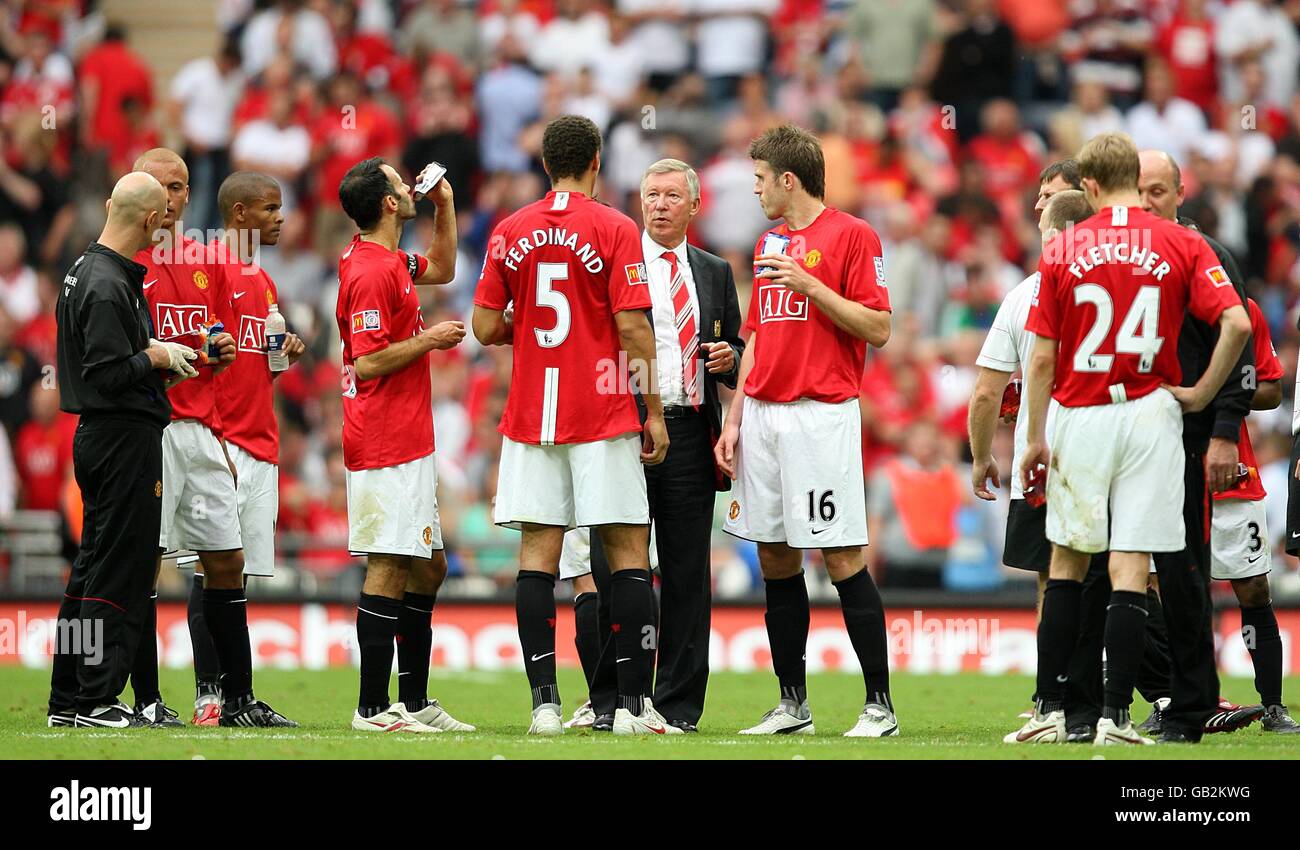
[541,115,602,182]
[748,124,825,200]
[339,157,397,230]
[1039,159,1081,190]
[1043,189,1093,232]
[218,171,281,223]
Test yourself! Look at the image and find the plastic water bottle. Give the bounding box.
[266,303,288,372]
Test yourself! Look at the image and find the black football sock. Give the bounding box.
[130,592,161,706]
[833,567,891,708]
[764,572,810,706]
[1101,590,1147,723]
[611,569,656,715]
[573,591,601,691]
[517,571,559,709]
[1036,578,1083,713]
[396,591,436,711]
[188,574,222,700]
[204,586,254,707]
[356,593,400,715]
[1242,603,1283,707]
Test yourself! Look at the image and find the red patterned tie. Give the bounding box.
[662,250,699,408]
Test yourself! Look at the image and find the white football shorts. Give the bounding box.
[346,452,443,558]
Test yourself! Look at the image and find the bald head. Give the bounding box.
[108,172,166,228]
[1137,149,1184,221]
[100,172,166,256]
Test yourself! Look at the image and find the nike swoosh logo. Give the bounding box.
[810,528,826,535]
[530,652,555,662]
[1016,726,1056,742]
[645,723,666,734]
[1056,674,1068,683]
[1292,532,1300,539]
[616,658,631,663]
[1247,553,1264,564]
[233,291,246,299]
[143,279,157,289]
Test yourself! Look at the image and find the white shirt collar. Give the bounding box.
[642,230,688,266]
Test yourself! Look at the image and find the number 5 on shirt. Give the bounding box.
[535,262,570,348]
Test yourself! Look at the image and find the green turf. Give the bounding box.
[3,666,1298,759]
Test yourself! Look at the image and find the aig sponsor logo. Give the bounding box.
[154,303,206,339]
[238,315,266,355]
[756,283,808,323]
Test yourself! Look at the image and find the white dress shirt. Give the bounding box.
[643,230,700,407]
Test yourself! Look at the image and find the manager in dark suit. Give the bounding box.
[587,159,744,731]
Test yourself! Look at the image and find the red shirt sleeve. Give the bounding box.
[1247,298,1284,381]
[845,223,891,312]
[397,249,429,283]
[1186,238,1242,326]
[606,215,653,314]
[473,223,510,310]
[1025,258,1060,340]
[346,267,398,359]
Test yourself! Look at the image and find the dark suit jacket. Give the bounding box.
[635,242,745,491]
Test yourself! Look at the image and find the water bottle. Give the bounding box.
[266,302,288,372]
[205,320,224,365]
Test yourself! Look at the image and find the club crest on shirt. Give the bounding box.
[265,288,274,306]
[423,526,433,547]
[352,310,382,332]
[757,283,808,323]
[729,500,740,521]
[192,270,209,291]
[803,249,822,268]
[1206,265,1230,287]
[625,262,647,285]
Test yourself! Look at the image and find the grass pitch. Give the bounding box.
[2,666,1298,759]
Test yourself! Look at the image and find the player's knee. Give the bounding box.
[1233,575,1271,608]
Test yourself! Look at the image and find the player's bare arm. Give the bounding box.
[1252,379,1282,411]
[1019,334,1057,491]
[715,338,756,478]
[471,304,511,346]
[755,253,891,347]
[354,321,466,381]
[614,308,669,465]
[1163,304,1251,414]
[414,174,457,286]
[969,366,1013,501]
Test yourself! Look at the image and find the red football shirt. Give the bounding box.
[312,101,401,208]
[743,207,892,404]
[1027,206,1242,408]
[336,236,433,470]
[212,241,281,465]
[1217,298,1282,503]
[138,235,233,434]
[15,413,75,510]
[474,190,651,445]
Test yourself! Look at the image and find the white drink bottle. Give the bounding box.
[266,302,288,372]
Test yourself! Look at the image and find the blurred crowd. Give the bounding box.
[3,0,1300,600]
